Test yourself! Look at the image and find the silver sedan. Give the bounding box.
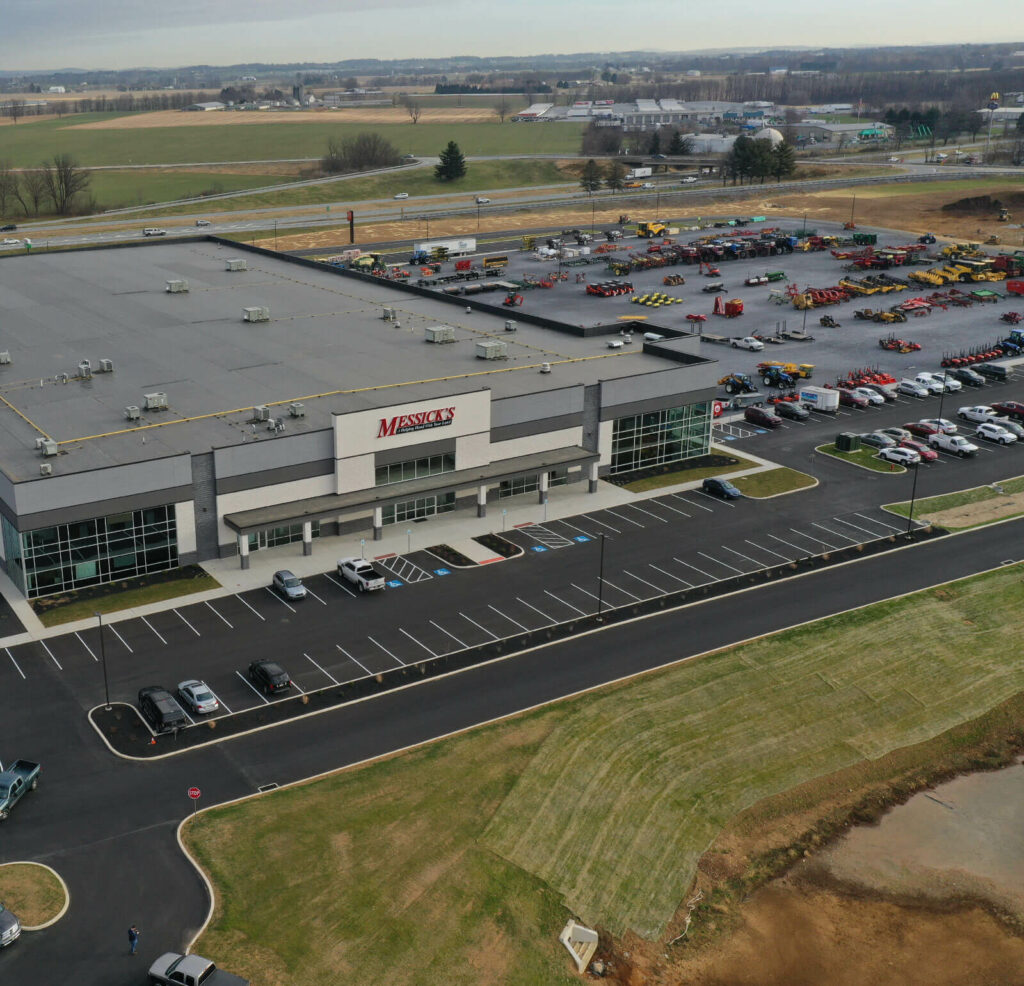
[177,679,220,714]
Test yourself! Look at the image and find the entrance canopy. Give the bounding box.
[223,446,599,535]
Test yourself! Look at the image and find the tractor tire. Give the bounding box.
[725,383,735,394]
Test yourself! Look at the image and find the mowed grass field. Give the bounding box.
[85,170,297,210]
[185,563,1024,984]
[0,114,585,168]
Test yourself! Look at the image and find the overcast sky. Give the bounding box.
[5,0,1023,72]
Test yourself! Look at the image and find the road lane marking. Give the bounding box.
[766,533,807,555]
[695,489,733,507]
[305,587,328,605]
[622,569,665,594]
[855,511,900,532]
[672,493,713,512]
[400,628,438,657]
[811,521,851,543]
[141,616,167,645]
[367,635,405,666]
[649,563,691,587]
[460,613,499,640]
[430,620,468,649]
[235,594,266,621]
[673,557,714,581]
[324,572,357,597]
[625,503,668,523]
[744,539,791,562]
[698,551,744,574]
[516,597,555,624]
[265,587,295,612]
[582,513,620,533]
[336,644,373,677]
[205,601,233,628]
[109,624,134,653]
[578,578,640,601]
[720,546,763,567]
[651,498,691,518]
[791,527,835,550]
[544,588,587,616]
[174,609,201,636]
[831,516,883,538]
[487,604,530,632]
[555,519,597,539]
[74,631,99,662]
[603,507,644,528]
[5,648,25,679]
[235,670,270,704]
[304,652,340,684]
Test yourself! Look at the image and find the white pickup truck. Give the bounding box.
[148,952,249,986]
[142,227,167,237]
[928,432,978,457]
[337,557,386,592]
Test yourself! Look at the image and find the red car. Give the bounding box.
[837,389,869,408]
[744,405,782,429]
[989,400,1024,421]
[904,421,940,438]
[899,438,938,462]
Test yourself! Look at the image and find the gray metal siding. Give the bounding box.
[215,458,335,495]
[582,384,600,451]
[374,437,456,467]
[213,429,334,479]
[490,414,582,444]
[491,386,584,428]
[14,484,194,532]
[191,452,219,560]
[602,387,716,422]
[599,365,718,420]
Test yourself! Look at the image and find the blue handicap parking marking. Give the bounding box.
[386,579,404,588]
[754,429,767,434]
[573,535,591,543]
[531,545,548,553]
[433,568,451,576]
[722,435,737,441]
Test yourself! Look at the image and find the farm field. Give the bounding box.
[85,169,298,210]
[185,562,1024,986]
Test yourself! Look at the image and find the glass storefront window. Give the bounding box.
[375,452,455,487]
[610,402,711,474]
[381,492,456,525]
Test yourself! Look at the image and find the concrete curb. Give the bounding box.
[0,861,71,931]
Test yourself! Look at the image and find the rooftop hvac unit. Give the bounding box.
[39,463,52,477]
[504,320,517,332]
[288,402,305,418]
[124,405,140,421]
[34,437,49,450]
[476,339,508,360]
[165,279,189,293]
[0,352,10,365]
[78,360,92,378]
[40,439,58,457]
[643,332,664,342]
[540,362,552,374]
[607,340,624,349]
[98,358,114,373]
[382,307,396,321]
[242,306,270,322]
[425,325,456,344]
[252,404,270,422]
[226,258,247,271]
[144,391,168,410]
[267,418,284,432]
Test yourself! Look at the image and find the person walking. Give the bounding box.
[128,924,140,955]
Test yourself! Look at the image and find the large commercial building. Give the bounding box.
[0,242,718,598]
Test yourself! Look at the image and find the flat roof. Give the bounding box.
[0,243,694,480]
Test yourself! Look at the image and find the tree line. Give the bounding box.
[0,156,91,218]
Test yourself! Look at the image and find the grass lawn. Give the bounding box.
[137,159,574,218]
[886,475,1024,529]
[186,564,1024,983]
[732,467,816,498]
[0,863,66,926]
[620,452,761,493]
[821,176,1024,200]
[816,442,905,473]
[85,170,297,211]
[0,117,585,169]
[30,566,220,626]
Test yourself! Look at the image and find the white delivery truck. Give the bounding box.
[798,386,840,413]
[625,167,652,180]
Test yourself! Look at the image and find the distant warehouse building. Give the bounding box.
[0,243,718,598]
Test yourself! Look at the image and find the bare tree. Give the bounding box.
[493,96,510,123]
[39,154,91,215]
[0,161,17,217]
[400,95,421,124]
[15,170,47,216]
[5,99,25,124]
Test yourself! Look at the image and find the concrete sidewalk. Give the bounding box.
[0,447,780,647]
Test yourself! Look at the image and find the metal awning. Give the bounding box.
[223,446,599,534]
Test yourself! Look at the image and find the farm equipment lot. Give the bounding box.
[394,218,1024,395]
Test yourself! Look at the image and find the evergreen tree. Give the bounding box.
[604,161,627,191]
[668,130,690,155]
[434,141,467,181]
[648,131,661,155]
[770,141,798,182]
[579,159,603,193]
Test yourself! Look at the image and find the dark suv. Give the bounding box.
[248,660,292,695]
[702,477,743,499]
[743,405,781,429]
[138,686,187,732]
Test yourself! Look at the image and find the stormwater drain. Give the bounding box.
[257,782,279,793]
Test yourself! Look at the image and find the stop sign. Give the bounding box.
[187,787,201,800]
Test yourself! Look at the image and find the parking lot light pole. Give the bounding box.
[96,611,110,710]
[596,533,606,620]
[907,382,948,537]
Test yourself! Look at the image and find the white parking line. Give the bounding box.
[305,587,328,606]
[108,624,133,653]
[603,507,644,528]
[651,498,691,518]
[832,516,884,538]
[304,652,339,684]
[649,563,691,587]
[811,521,852,543]
[544,588,588,616]
[324,572,357,597]
[488,604,530,632]
[141,616,167,645]
[791,526,836,550]
[460,613,499,640]
[5,648,25,679]
[430,619,468,649]
[672,493,713,512]
[743,539,792,562]
[336,644,374,676]
[556,519,598,539]
[74,631,99,662]
[174,609,201,637]
[622,569,665,594]
[766,533,809,555]
[625,503,668,523]
[235,669,270,704]
[205,601,233,629]
[235,594,266,621]
[577,578,640,601]
[698,551,744,574]
[855,511,901,532]
[516,597,556,624]
[721,546,764,567]
[582,513,620,534]
[673,557,715,581]
[265,587,295,612]
[695,489,733,507]
[400,628,438,658]
[367,635,405,666]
